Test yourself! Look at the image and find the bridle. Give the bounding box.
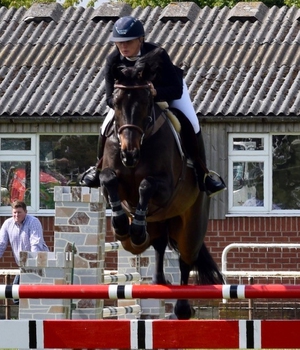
[114,83,150,90]
[114,82,154,143]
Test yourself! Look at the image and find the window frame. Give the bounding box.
[228,133,300,215]
[0,133,98,215]
[0,135,38,214]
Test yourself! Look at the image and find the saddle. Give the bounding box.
[157,103,200,164]
[156,102,181,133]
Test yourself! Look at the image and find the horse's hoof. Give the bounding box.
[112,213,130,239]
[174,300,193,320]
[152,272,171,285]
[115,232,130,241]
[130,231,150,250]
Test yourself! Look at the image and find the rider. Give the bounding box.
[80,16,226,197]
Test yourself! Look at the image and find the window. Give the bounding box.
[229,133,300,214]
[0,134,98,213]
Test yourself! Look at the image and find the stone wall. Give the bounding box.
[19,251,73,319]
[19,186,106,320]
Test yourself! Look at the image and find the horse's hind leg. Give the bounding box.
[174,258,194,320]
[100,168,130,240]
[151,231,169,284]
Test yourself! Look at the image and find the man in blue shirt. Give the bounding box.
[0,200,49,264]
[0,200,49,303]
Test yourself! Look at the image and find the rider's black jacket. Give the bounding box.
[104,42,183,109]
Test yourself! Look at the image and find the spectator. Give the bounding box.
[0,200,49,303]
[243,167,281,209]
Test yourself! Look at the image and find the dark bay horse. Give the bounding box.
[100,48,224,319]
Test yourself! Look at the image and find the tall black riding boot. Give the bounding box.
[79,131,105,187]
[194,132,226,198]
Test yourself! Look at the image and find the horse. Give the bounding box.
[99,48,224,319]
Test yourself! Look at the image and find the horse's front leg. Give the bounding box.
[130,177,157,249]
[100,168,130,240]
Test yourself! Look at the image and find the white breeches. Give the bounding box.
[101,80,200,134]
[169,80,200,134]
[101,108,115,134]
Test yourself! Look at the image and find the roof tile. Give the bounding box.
[0,1,300,118]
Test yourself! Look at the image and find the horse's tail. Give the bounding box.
[195,243,225,284]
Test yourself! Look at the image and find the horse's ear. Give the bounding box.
[111,63,125,81]
[135,62,152,81]
[137,71,143,79]
[136,47,163,81]
[135,59,158,81]
[140,62,156,81]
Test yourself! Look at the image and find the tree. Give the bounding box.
[0,0,96,9]
[124,0,287,8]
[0,0,296,11]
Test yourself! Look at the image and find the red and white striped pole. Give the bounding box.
[1,319,300,349]
[1,284,300,300]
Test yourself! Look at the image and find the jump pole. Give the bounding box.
[2,284,300,300]
[1,319,300,349]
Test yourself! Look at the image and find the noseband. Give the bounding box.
[114,82,153,141]
[114,83,150,90]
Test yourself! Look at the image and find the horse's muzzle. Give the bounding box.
[120,149,140,167]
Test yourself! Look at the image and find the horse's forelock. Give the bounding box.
[115,66,149,87]
[116,66,138,80]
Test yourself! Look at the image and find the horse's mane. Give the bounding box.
[113,47,163,82]
[134,47,163,75]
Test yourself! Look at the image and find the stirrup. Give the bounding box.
[204,171,227,198]
[78,166,100,187]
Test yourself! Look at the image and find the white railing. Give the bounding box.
[222,243,300,280]
[221,243,300,310]
[0,269,19,276]
[0,269,19,319]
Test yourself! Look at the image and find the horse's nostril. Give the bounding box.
[121,150,140,168]
[121,150,127,159]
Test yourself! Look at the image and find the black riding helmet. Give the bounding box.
[111,16,145,42]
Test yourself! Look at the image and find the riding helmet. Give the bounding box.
[111,16,145,42]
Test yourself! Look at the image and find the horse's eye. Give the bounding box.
[143,116,152,129]
[113,91,122,106]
